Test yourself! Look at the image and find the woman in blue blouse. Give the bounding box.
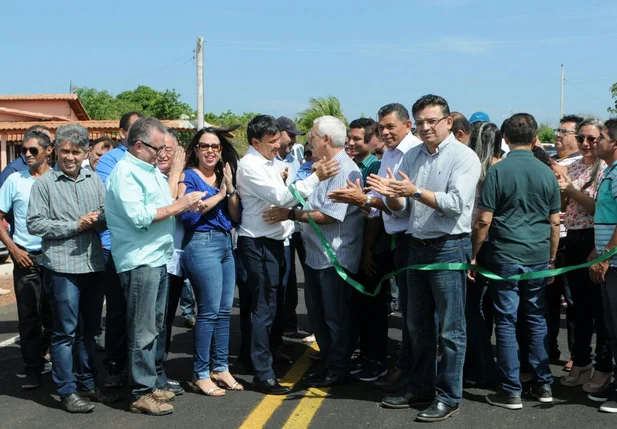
[179,126,241,396]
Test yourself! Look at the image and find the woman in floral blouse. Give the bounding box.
[558,118,613,395]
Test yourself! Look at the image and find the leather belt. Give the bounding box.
[408,233,469,247]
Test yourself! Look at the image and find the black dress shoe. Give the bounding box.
[253,378,291,395]
[303,367,329,382]
[381,392,435,409]
[373,367,410,392]
[79,387,122,403]
[306,373,353,388]
[61,393,95,413]
[416,400,459,422]
[160,380,185,396]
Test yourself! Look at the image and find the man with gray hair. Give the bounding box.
[27,124,115,413]
[265,115,364,387]
[105,117,204,416]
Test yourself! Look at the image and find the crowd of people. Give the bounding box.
[2,93,617,422]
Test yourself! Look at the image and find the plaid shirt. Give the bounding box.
[27,166,106,274]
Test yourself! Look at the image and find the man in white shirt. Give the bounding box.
[236,115,338,395]
[328,103,422,393]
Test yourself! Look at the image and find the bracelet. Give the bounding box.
[226,189,237,198]
[549,259,556,265]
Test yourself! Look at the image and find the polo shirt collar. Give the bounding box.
[125,151,156,172]
[420,132,455,156]
[507,148,534,157]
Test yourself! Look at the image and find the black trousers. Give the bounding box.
[102,249,127,374]
[566,228,613,372]
[12,251,52,374]
[165,274,185,355]
[237,236,286,381]
[546,237,575,359]
[283,231,306,334]
[351,250,394,364]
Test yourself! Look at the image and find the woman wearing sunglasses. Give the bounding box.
[179,126,242,397]
[558,118,613,394]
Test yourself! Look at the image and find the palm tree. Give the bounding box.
[297,96,348,132]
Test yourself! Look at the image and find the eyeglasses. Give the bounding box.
[575,135,598,145]
[414,117,447,129]
[139,140,167,154]
[197,143,222,152]
[554,128,576,136]
[21,146,39,156]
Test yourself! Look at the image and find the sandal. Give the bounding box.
[192,379,226,397]
[211,372,245,391]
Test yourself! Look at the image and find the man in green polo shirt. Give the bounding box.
[588,118,617,413]
[471,113,561,409]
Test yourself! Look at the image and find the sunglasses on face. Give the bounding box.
[575,135,597,144]
[21,146,39,156]
[197,143,222,152]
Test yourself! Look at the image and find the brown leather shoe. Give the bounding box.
[152,389,175,403]
[373,367,410,392]
[130,393,174,416]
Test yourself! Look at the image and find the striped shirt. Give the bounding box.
[594,161,617,266]
[27,166,106,274]
[394,133,481,239]
[301,149,364,273]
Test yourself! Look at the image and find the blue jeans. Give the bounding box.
[304,266,353,376]
[183,230,235,380]
[489,263,552,396]
[180,279,196,320]
[119,265,169,400]
[46,270,104,398]
[406,236,470,407]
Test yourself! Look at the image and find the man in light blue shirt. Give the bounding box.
[105,117,203,416]
[95,111,142,388]
[0,129,53,390]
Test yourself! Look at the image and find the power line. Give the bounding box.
[564,78,613,106]
[110,52,195,85]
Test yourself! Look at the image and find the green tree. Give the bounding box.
[538,123,555,144]
[297,96,348,132]
[609,82,617,115]
[74,86,194,120]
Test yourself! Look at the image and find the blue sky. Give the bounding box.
[2,0,617,126]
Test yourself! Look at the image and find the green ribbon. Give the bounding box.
[289,184,617,297]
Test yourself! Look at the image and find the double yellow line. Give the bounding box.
[239,343,329,429]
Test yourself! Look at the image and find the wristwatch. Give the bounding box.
[287,209,296,221]
[412,188,423,201]
[227,189,237,198]
[364,194,372,208]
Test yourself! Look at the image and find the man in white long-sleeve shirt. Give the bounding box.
[236,115,339,395]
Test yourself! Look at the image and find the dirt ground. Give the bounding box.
[0,273,15,307]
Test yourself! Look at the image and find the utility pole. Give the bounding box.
[70,80,73,94]
[560,64,564,119]
[196,37,204,130]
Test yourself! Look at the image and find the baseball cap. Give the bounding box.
[276,116,305,136]
[469,111,490,124]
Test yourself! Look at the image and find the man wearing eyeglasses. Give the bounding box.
[368,95,481,422]
[105,117,205,416]
[547,114,583,372]
[95,111,143,389]
[0,130,53,391]
[588,118,617,413]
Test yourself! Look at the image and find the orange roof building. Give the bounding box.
[0,94,197,170]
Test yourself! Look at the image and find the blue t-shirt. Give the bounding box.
[96,145,128,250]
[0,170,43,251]
[179,169,235,233]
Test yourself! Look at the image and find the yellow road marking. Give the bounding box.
[239,343,319,429]
[281,386,329,429]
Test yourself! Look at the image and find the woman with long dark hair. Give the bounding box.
[558,119,612,394]
[179,126,242,396]
[466,121,502,387]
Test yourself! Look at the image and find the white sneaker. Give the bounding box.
[560,364,592,387]
[583,370,613,393]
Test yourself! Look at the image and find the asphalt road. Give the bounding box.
[0,266,612,429]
